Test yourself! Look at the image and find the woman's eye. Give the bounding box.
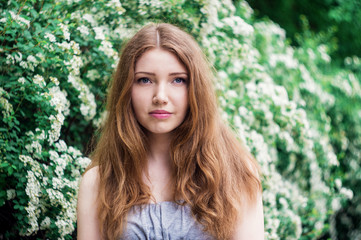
[173,78,186,84]
[137,77,151,84]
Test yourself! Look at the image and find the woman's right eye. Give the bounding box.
[137,77,151,84]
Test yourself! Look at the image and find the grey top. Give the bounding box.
[120,201,215,240]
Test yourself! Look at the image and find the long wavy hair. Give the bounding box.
[88,23,261,240]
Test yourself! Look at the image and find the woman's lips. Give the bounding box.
[149,110,172,119]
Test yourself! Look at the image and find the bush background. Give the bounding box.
[0,0,360,239]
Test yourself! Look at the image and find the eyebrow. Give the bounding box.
[134,71,188,76]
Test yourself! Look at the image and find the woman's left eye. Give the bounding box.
[173,78,186,84]
[137,77,151,84]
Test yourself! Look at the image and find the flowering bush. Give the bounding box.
[0,0,360,239]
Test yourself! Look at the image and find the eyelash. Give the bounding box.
[137,77,151,84]
[136,77,187,84]
[173,78,187,84]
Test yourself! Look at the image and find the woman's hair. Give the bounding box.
[88,23,261,240]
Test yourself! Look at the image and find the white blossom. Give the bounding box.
[59,23,70,41]
[93,26,106,40]
[77,157,91,169]
[49,76,59,86]
[0,96,13,118]
[8,10,30,28]
[6,54,15,65]
[7,189,16,200]
[86,69,101,81]
[44,32,56,43]
[18,77,26,84]
[40,217,51,230]
[340,187,354,200]
[55,140,68,152]
[82,13,96,26]
[77,25,90,36]
[32,75,46,88]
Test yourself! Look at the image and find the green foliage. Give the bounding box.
[246,0,361,61]
[0,0,360,239]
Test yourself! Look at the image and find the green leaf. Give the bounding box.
[23,30,32,40]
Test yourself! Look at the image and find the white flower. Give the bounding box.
[57,41,71,50]
[7,189,16,200]
[48,113,65,144]
[14,52,23,62]
[86,69,100,81]
[59,23,70,41]
[6,54,15,65]
[19,155,32,165]
[93,110,108,128]
[82,13,96,26]
[70,40,81,55]
[8,10,30,28]
[223,16,254,36]
[77,157,91,169]
[23,202,39,235]
[106,0,123,9]
[332,198,341,211]
[68,146,82,158]
[49,76,59,86]
[55,218,75,236]
[18,77,26,84]
[65,55,83,74]
[77,25,90,36]
[47,86,70,115]
[335,179,342,189]
[25,140,42,158]
[49,150,59,161]
[52,176,64,189]
[32,75,46,88]
[55,165,64,176]
[318,45,331,63]
[68,74,96,120]
[56,155,67,169]
[27,55,37,64]
[99,40,117,60]
[55,140,67,152]
[93,26,105,40]
[25,171,41,204]
[340,187,353,200]
[45,32,56,43]
[0,96,13,118]
[40,217,51,230]
[46,188,65,205]
[19,61,28,69]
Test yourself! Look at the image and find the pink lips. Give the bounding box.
[149,110,172,119]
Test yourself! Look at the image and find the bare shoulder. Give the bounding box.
[78,166,99,213]
[77,166,101,240]
[232,191,264,240]
[80,166,99,190]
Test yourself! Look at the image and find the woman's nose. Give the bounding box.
[152,83,168,105]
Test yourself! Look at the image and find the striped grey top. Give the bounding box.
[120,201,215,240]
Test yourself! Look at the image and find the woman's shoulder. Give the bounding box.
[77,166,101,239]
[79,166,99,199]
[79,166,99,191]
[82,166,99,181]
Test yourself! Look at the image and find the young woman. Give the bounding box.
[77,23,264,240]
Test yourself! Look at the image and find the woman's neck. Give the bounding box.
[147,132,172,165]
[144,132,175,203]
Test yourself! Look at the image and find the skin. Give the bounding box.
[77,48,264,239]
[131,48,189,202]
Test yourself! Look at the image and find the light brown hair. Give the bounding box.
[88,23,261,239]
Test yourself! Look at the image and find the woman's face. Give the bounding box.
[131,48,189,136]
